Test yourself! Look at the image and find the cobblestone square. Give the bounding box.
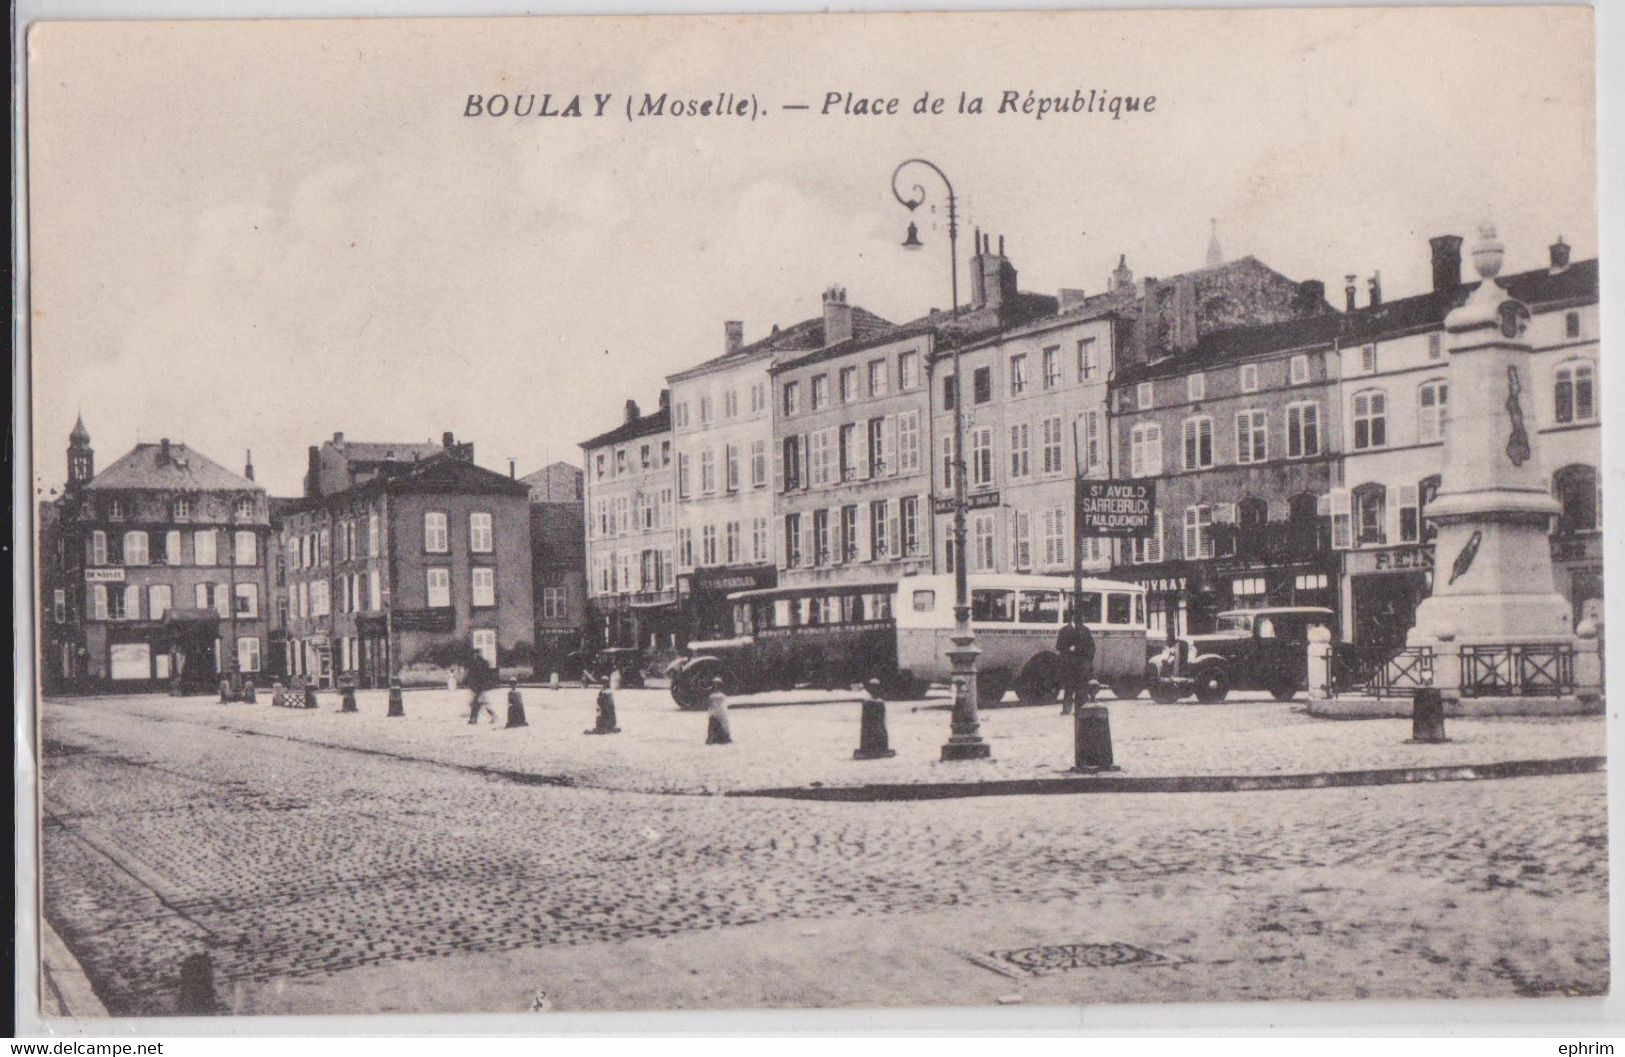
[38,690,1609,1017]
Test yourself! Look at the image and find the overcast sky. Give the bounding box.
[27,6,1596,498]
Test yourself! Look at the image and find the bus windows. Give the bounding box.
[1106,592,1134,625]
[842,594,863,624]
[870,592,893,621]
[1068,591,1103,625]
[1017,590,1061,624]
[971,588,1016,622]
[911,589,936,612]
[734,604,751,636]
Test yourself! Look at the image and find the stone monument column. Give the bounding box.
[1408,223,1572,649]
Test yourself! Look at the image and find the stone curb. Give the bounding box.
[40,918,110,1018]
[728,755,1607,802]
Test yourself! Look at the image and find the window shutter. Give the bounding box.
[1331,488,1353,549]
[1215,503,1236,524]
[889,503,902,559]
[885,416,898,477]
[855,502,870,562]
[859,423,872,480]
[1385,486,1402,545]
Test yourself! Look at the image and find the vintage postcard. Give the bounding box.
[23,4,1605,1025]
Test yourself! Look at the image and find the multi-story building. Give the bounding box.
[1328,235,1600,648]
[276,432,533,687]
[1110,310,1344,636]
[769,317,937,587]
[668,290,891,637]
[39,420,272,692]
[581,396,677,649]
[521,461,587,670]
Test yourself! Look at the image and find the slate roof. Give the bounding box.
[328,439,446,464]
[84,442,261,493]
[579,404,672,450]
[1115,311,1344,383]
[1339,258,1598,345]
[667,307,894,382]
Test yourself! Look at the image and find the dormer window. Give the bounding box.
[173,498,191,521]
[234,497,254,519]
[107,499,126,521]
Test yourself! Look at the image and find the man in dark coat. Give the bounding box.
[1057,615,1097,713]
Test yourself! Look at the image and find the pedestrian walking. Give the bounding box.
[1057,615,1097,712]
[466,659,497,725]
[504,677,528,728]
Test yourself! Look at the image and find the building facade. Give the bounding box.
[1329,236,1601,647]
[40,422,272,692]
[1110,312,1344,637]
[522,461,587,671]
[770,320,938,588]
[276,433,533,686]
[581,398,677,650]
[668,290,892,637]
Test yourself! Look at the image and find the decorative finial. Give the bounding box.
[1471,220,1504,280]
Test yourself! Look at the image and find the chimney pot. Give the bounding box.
[724,320,744,356]
[509,458,516,479]
[822,282,855,344]
[160,438,171,463]
[1550,236,1571,272]
[624,399,640,425]
[658,388,670,410]
[442,431,455,448]
[1344,274,1358,312]
[333,431,344,443]
[1367,272,1382,307]
[244,449,255,482]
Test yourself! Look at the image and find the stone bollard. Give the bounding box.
[1576,618,1603,707]
[241,680,256,704]
[219,678,232,704]
[853,679,896,760]
[705,678,733,745]
[304,680,320,710]
[1071,704,1119,773]
[585,686,621,735]
[1307,626,1333,701]
[271,681,286,708]
[177,952,218,1015]
[550,671,560,692]
[1409,687,1448,743]
[341,685,358,713]
[387,681,405,718]
[505,679,528,728]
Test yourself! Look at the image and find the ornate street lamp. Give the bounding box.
[891,158,990,761]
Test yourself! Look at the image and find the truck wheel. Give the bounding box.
[674,660,725,710]
[1015,654,1064,706]
[1269,681,1298,702]
[1193,667,1230,704]
[1150,679,1183,705]
[977,670,1013,707]
[1109,677,1145,700]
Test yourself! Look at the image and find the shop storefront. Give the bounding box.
[1126,555,1340,639]
[1339,544,1435,651]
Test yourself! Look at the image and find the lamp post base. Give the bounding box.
[941,737,992,762]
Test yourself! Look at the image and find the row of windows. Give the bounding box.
[939,509,1109,575]
[87,581,259,621]
[593,438,675,480]
[97,495,257,523]
[1352,311,1588,376]
[678,442,768,498]
[592,489,674,538]
[781,498,925,568]
[1132,354,1317,413]
[939,412,1105,490]
[91,529,258,567]
[781,413,923,491]
[674,382,769,431]
[782,351,922,417]
[1129,402,1324,475]
[677,518,772,569]
[289,513,495,561]
[101,638,261,679]
[593,548,675,596]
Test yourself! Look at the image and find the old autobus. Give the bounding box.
[667,573,1151,708]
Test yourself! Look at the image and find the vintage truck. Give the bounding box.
[1148,606,1341,704]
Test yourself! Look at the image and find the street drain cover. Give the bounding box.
[967,942,1182,979]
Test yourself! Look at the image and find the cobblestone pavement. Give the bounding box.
[40,696,1608,1016]
[38,685,1607,797]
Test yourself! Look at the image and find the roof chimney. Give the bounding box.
[1367,272,1382,308]
[624,399,640,424]
[244,449,255,482]
[509,458,516,479]
[724,321,744,357]
[1297,279,1326,315]
[442,431,455,448]
[1058,288,1088,311]
[822,285,854,345]
[1429,234,1463,295]
[333,431,344,444]
[159,438,171,464]
[658,388,670,410]
[1550,236,1572,273]
[974,233,1019,312]
[1344,274,1358,312]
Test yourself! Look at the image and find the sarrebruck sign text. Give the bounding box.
[1075,479,1156,538]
